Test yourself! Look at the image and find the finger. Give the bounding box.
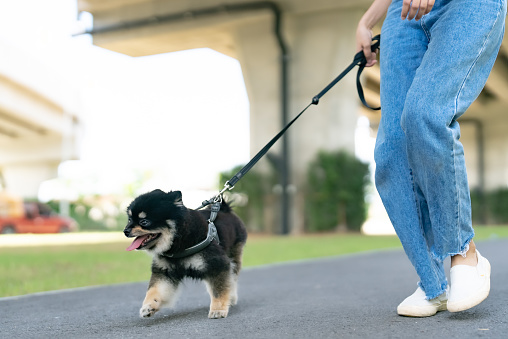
[367,51,378,67]
[407,0,422,20]
[415,1,427,20]
[362,45,372,63]
[401,0,412,19]
[424,0,435,15]
[363,46,377,67]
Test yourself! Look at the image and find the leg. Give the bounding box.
[140,274,180,318]
[229,242,245,305]
[205,270,233,319]
[377,1,448,299]
[400,0,505,312]
[401,0,506,262]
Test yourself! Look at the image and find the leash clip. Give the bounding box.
[218,181,235,195]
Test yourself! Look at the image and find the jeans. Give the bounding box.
[376,0,506,299]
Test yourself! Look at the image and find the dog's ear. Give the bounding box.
[168,191,183,207]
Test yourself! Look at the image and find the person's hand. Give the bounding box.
[356,24,378,67]
[401,0,435,21]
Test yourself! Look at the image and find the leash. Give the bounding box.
[201,34,381,207]
[163,35,380,259]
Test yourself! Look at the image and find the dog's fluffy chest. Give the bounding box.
[153,254,208,276]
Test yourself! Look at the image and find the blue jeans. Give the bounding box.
[376,0,506,299]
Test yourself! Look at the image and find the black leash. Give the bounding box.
[208,34,381,201]
[165,35,381,259]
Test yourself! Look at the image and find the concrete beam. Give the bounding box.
[0,76,65,137]
[77,0,372,58]
[78,0,373,19]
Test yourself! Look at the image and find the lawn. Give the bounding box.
[0,226,507,298]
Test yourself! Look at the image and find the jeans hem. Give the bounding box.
[418,280,449,300]
[430,231,475,263]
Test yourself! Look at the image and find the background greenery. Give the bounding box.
[306,150,370,232]
[219,165,277,233]
[47,197,128,232]
[471,188,508,225]
[219,149,370,233]
[1,226,507,298]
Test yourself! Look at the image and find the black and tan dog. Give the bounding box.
[123,189,247,319]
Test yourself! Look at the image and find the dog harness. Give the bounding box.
[161,200,221,259]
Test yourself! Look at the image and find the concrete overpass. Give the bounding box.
[0,39,81,198]
[76,0,508,232]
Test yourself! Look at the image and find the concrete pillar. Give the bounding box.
[233,8,363,233]
[233,15,283,233]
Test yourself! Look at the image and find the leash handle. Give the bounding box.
[312,34,380,108]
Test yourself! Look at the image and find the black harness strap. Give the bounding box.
[162,200,221,259]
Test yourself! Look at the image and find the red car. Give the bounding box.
[0,202,78,234]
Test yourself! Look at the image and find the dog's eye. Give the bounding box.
[139,219,151,227]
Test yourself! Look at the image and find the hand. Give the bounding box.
[401,0,435,21]
[356,24,378,67]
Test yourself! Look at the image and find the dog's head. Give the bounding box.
[124,189,185,255]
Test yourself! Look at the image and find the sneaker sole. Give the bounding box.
[397,302,447,317]
[447,259,491,313]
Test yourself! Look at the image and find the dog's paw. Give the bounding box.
[140,303,159,318]
[208,309,228,319]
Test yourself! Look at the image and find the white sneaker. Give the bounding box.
[448,249,491,312]
[397,286,448,317]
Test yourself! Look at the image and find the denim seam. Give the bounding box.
[420,16,431,42]
[410,168,445,298]
[408,168,427,252]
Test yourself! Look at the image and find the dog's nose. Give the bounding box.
[123,228,131,237]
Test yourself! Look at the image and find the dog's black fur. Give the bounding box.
[123,189,247,319]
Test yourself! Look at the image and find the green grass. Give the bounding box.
[1,226,507,298]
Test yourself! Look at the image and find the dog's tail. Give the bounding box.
[219,200,233,213]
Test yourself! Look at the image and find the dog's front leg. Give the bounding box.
[205,270,232,319]
[140,274,179,318]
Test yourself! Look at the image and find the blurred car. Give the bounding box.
[0,200,78,234]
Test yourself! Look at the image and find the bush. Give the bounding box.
[47,197,128,231]
[219,165,276,232]
[487,188,508,224]
[471,187,508,225]
[305,150,370,232]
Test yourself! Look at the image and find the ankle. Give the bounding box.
[451,241,477,267]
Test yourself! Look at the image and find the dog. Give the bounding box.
[123,189,247,319]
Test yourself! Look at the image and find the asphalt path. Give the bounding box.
[1,239,507,339]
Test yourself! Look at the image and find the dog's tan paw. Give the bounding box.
[208,309,228,319]
[140,303,159,318]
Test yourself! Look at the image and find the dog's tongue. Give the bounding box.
[126,235,150,251]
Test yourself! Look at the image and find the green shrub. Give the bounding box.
[219,165,276,232]
[47,198,127,231]
[471,187,508,225]
[305,150,370,232]
[486,188,508,224]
